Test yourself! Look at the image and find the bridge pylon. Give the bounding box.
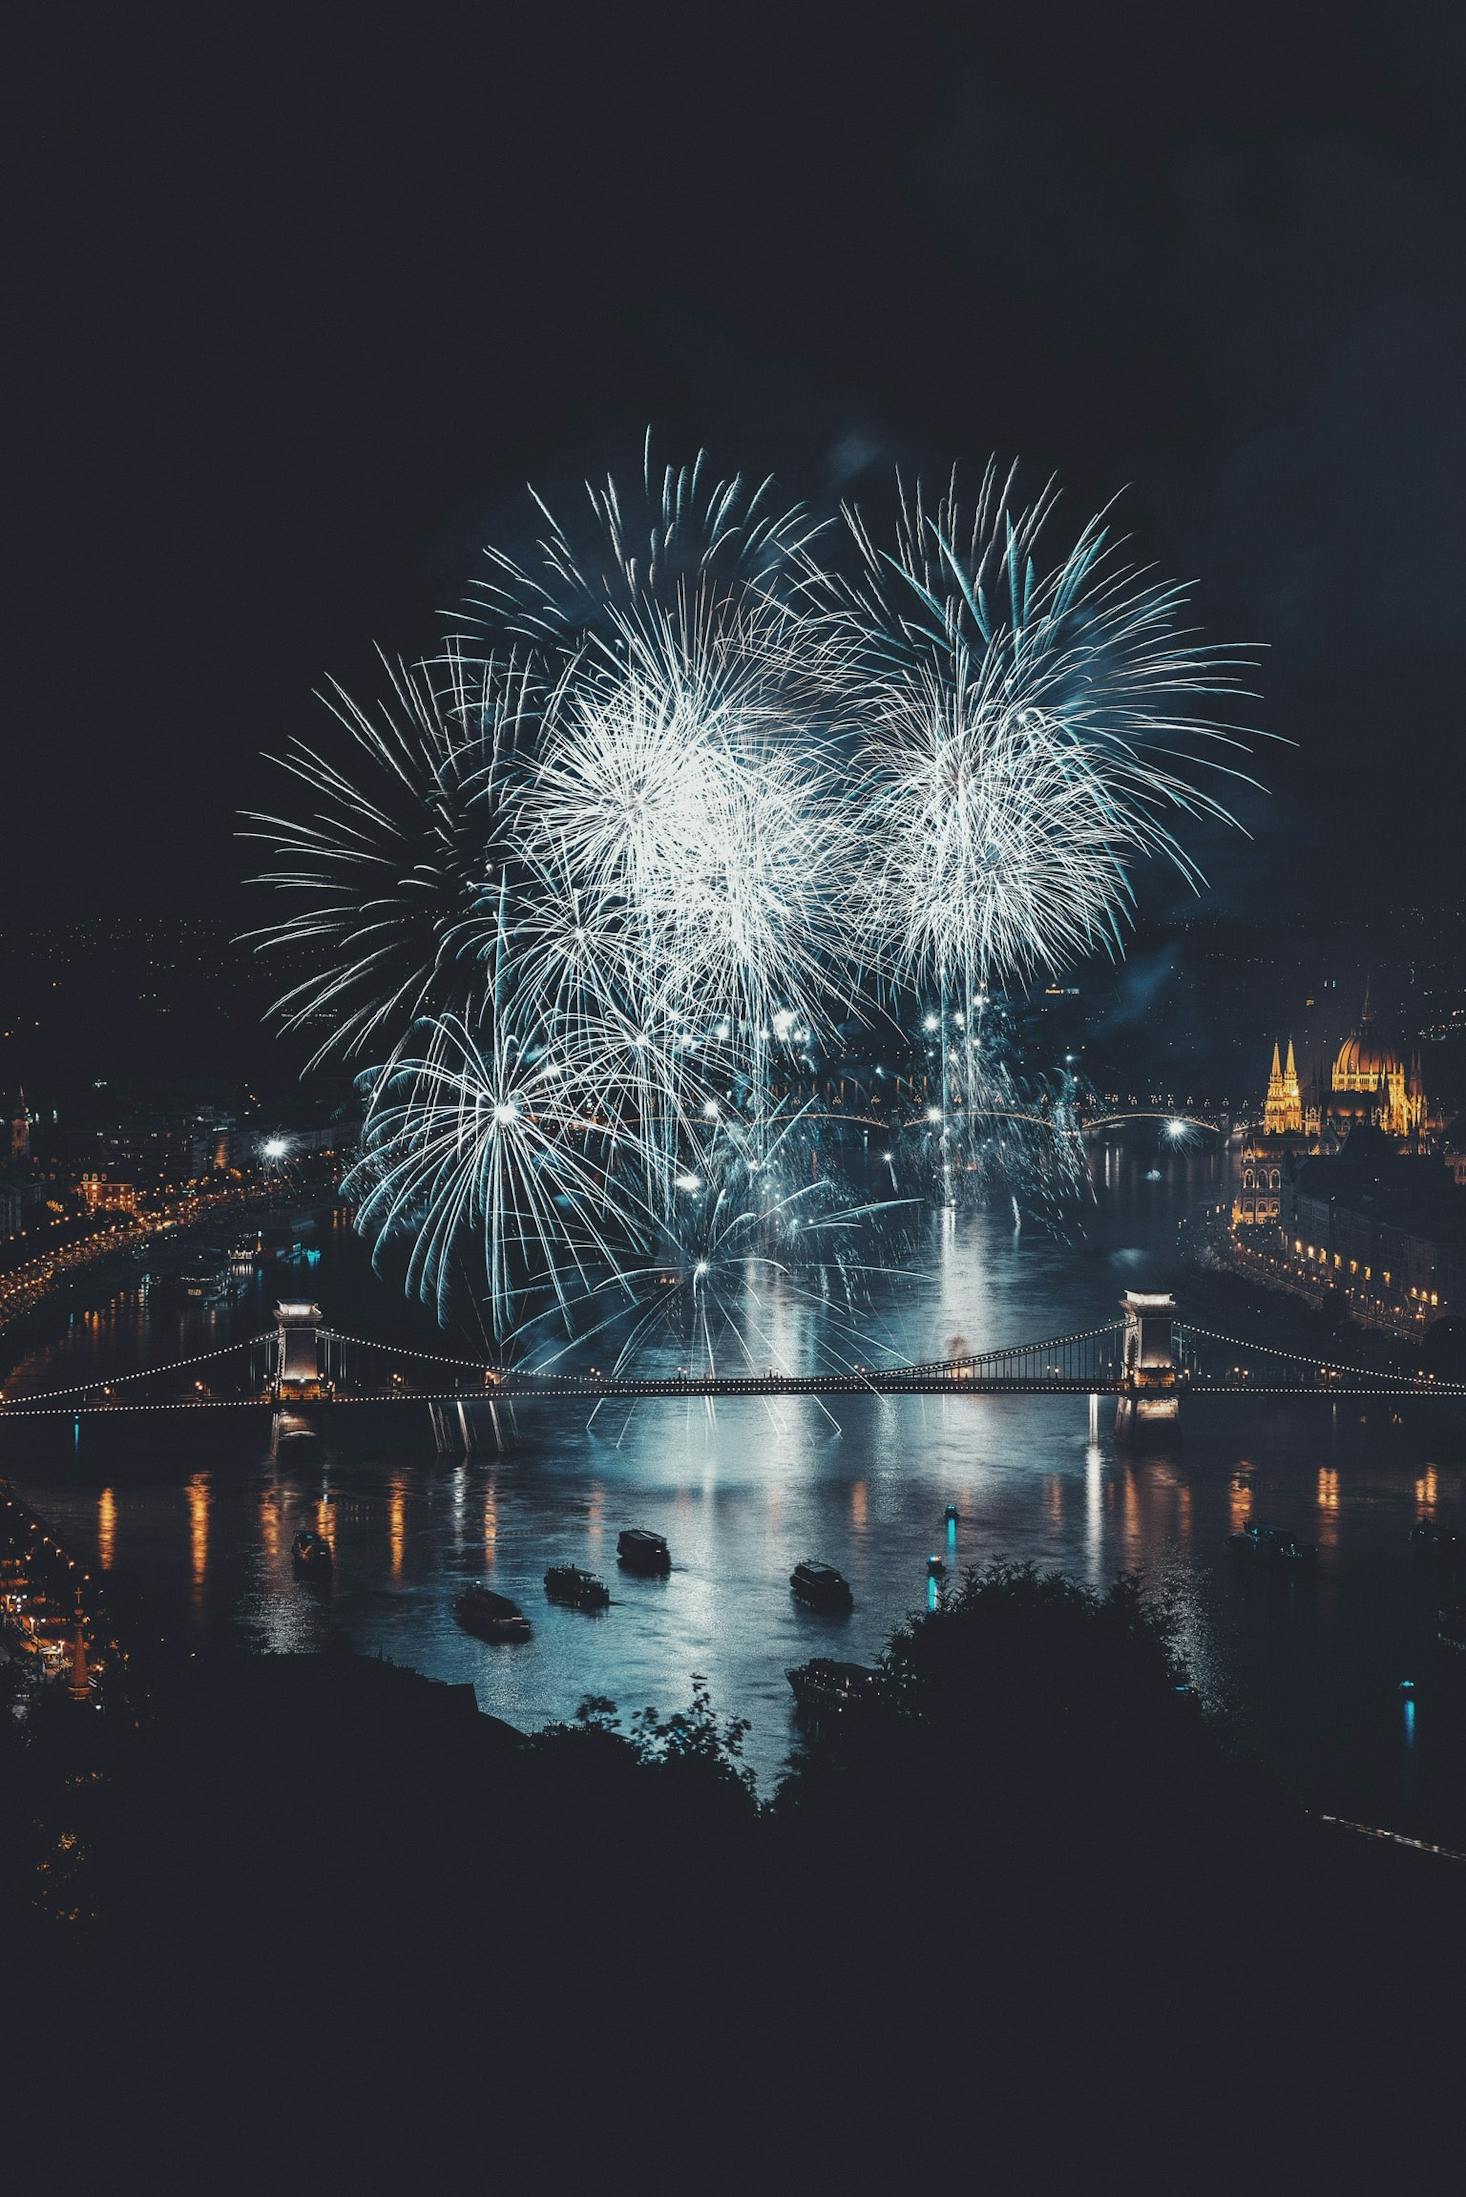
[272,1301,326,1402]
[1114,1291,1181,1444]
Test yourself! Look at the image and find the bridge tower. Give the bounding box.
[1114,1290,1180,1443]
[272,1301,326,1401]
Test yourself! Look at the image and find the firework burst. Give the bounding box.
[243,649,535,1070]
[833,463,1259,1001]
[249,442,1261,1358]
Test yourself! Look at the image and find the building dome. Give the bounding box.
[1333,1032,1400,1087]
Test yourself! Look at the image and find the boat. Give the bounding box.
[787,1658,892,1716]
[1230,1523,1316,1567]
[617,1528,671,1575]
[790,1560,854,1612]
[455,1584,532,1643]
[926,1553,947,1579]
[943,1504,959,1526]
[544,1564,610,1611]
[291,1528,333,1574]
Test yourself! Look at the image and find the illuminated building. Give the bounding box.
[1236,992,1434,1229]
[1325,998,1426,1140]
[1262,1039,1303,1135]
[3,1089,28,1164]
[1283,1130,1466,1331]
[1235,1039,1311,1227]
[80,1172,139,1215]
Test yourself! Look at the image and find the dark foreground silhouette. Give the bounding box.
[4,1561,1462,2186]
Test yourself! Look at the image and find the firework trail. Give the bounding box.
[910,998,1095,1228]
[512,1102,920,1426]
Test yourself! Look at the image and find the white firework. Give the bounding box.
[243,648,534,1070]
[347,1009,655,1336]
[833,462,1260,999]
[521,629,846,1043]
[855,665,1142,996]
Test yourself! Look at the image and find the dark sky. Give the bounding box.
[10,3,1465,927]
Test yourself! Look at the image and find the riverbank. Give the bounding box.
[4,1565,1462,2181]
[1189,1210,1463,1369]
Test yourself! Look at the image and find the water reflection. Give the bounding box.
[187,1472,209,1603]
[97,1486,116,1570]
[1415,1465,1438,1511]
[259,1484,281,1563]
[1084,1445,1103,1583]
[388,1475,406,1576]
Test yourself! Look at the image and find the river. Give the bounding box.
[5,1139,1465,1831]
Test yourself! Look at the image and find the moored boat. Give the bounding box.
[787,1658,891,1715]
[291,1528,333,1574]
[617,1528,671,1575]
[1230,1523,1316,1567]
[790,1560,854,1612]
[456,1584,532,1643]
[544,1564,610,1611]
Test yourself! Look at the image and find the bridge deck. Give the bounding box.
[1,1375,1462,1417]
[2,1307,1463,1416]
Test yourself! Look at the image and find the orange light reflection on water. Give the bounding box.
[187,1473,209,1597]
[388,1478,406,1576]
[1415,1465,1438,1511]
[97,1487,116,1570]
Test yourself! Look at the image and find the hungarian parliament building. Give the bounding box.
[1230,997,1463,1340]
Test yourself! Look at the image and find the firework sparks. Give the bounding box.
[243,648,534,1070]
[832,463,1259,1000]
[249,443,1260,1360]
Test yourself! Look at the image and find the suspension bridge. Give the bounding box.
[0,1294,1462,1439]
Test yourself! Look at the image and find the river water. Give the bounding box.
[5,1140,1465,1829]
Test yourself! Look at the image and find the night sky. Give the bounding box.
[10,5,1465,927]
